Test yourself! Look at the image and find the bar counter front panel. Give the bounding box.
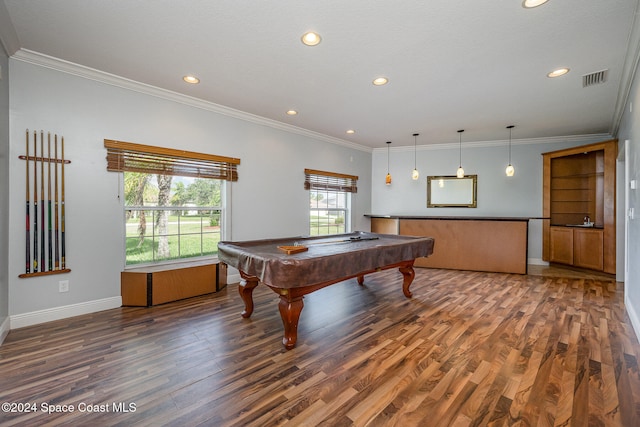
[369,216,529,274]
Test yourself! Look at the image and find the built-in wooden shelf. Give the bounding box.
[542,139,616,273]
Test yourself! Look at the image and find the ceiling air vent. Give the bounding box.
[582,69,608,87]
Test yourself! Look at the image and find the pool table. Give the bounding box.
[217,231,435,349]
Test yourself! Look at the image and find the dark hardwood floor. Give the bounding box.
[1,267,639,426]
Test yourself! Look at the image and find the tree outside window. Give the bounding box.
[124,173,222,265]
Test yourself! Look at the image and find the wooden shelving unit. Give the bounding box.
[542,140,616,274]
[549,150,604,227]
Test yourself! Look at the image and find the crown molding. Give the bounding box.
[11,49,372,153]
[374,133,613,153]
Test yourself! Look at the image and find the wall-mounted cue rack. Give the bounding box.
[18,129,71,278]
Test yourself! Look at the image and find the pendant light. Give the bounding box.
[505,125,515,177]
[385,141,392,185]
[456,130,465,178]
[412,133,420,180]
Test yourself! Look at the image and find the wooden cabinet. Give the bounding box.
[542,139,615,273]
[121,260,226,307]
[549,226,604,271]
[574,228,604,271]
[549,226,574,265]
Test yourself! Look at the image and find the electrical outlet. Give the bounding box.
[59,280,69,293]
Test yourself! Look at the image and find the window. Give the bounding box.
[105,140,240,266]
[309,188,349,235]
[304,169,358,236]
[123,175,223,265]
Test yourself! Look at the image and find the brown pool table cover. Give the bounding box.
[217,231,435,289]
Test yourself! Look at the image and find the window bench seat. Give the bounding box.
[121,260,227,307]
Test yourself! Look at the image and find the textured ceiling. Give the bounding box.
[2,0,639,149]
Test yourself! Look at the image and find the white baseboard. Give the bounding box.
[626,293,640,342]
[528,258,548,266]
[0,316,9,345]
[9,296,123,330]
[227,272,240,285]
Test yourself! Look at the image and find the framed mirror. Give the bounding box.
[427,175,477,208]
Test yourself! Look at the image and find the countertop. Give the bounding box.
[365,214,547,222]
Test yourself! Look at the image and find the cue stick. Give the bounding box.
[293,236,379,247]
[61,136,66,269]
[54,134,59,270]
[40,131,45,271]
[25,130,30,274]
[47,133,52,271]
[32,130,38,272]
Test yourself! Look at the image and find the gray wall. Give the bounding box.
[0,40,9,341]
[6,58,371,323]
[616,59,640,337]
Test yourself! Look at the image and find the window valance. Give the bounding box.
[104,139,240,181]
[304,168,358,193]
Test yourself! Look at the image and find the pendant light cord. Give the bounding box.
[507,125,514,164]
[457,130,464,166]
[413,133,418,169]
[387,142,390,173]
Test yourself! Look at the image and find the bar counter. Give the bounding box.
[366,215,534,274]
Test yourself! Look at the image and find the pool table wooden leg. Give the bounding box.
[278,295,304,350]
[399,262,416,298]
[238,273,259,318]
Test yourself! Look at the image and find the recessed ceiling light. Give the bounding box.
[547,68,570,78]
[286,110,298,116]
[301,32,322,46]
[522,0,550,8]
[372,77,388,86]
[183,75,200,84]
[346,129,356,134]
